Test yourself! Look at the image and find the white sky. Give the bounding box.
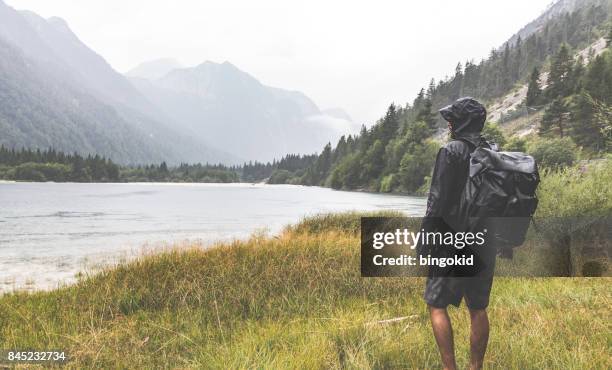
[7,0,553,124]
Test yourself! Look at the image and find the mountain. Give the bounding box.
[0,0,353,164]
[0,0,237,164]
[3,5,151,115]
[128,61,354,161]
[505,0,608,47]
[126,58,183,81]
[0,35,233,164]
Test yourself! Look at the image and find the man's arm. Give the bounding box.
[425,147,460,218]
[418,146,461,256]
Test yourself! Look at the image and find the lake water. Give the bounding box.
[0,182,426,292]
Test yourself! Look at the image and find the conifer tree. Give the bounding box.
[526,67,542,106]
[569,92,609,151]
[380,104,399,144]
[312,143,332,185]
[415,99,438,134]
[427,79,436,99]
[541,98,568,137]
[547,44,573,98]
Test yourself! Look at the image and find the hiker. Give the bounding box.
[421,97,496,370]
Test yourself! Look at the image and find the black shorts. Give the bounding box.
[424,276,494,309]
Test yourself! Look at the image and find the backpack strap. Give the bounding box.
[456,137,494,152]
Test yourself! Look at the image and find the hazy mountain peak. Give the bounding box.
[195,60,219,69]
[125,58,183,80]
[20,12,74,39]
[47,16,70,30]
[194,60,239,72]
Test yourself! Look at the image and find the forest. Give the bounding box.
[0,147,240,183]
[0,146,317,183]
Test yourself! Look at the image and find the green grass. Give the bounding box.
[0,212,610,369]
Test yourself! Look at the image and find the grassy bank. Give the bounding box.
[0,213,610,369]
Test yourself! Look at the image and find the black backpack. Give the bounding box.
[456,143,540,257]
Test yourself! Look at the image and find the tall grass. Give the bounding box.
[534,158,611,276]
[0,212,610,369]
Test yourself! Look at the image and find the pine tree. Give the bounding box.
[427,79,436,99]
[332,135,347,163]
[413,88,426,112]
[160,161,169,174]
[582,53,612,103]
[540,98,568,137]
[454,62,462,77]
[415,99,437,134]
[513,35,522,81]
[451,63,463,98]
[566,56,585,94]
[360,140,385,181]
[380,104,399,144]
[313,143,332,185]
[547,44,573,98]
[501,43,512,91]
[606,25,612,47]
[526,67,542,106]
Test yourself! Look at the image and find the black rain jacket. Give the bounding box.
[419,97,494,265]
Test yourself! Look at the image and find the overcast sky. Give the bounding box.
[8,0,553,124]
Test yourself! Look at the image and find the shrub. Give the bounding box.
[379,174,395,193]
[482,122,507,148]
[396,140,438,193]
[528,137,577,169]
[268,169,293,184]
[536,158,611,219]
[535,158,611,275]
[13,162,71,181]
[505,136,528,152]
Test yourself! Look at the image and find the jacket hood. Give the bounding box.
[439,97,486,145]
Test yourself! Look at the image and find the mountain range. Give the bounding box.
[127,60,356,161]
[0,0,355,164]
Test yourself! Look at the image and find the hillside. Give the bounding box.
[0,0,237,164]
[0,37,173,164]
[266,0,612,192]
[505,0,602,47]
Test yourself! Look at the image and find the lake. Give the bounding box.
[0,182,426,292]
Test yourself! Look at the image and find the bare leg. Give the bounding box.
[468,308,489,370]
[428,305,457,370]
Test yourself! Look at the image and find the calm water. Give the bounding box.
[0,182,426,292]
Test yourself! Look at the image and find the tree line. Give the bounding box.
[0,147,241,183]
[0,146,120,182]
[0,146,324,184]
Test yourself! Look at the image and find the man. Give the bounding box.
[421,97,497,370]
